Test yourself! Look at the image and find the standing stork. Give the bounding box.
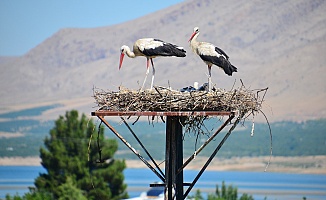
[119,38,186,90]
[188,27,237,91]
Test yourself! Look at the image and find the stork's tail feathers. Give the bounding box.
[231,64,237,73]
[173,46,186,57]
[225,64,238,76]
[165,41,186,57]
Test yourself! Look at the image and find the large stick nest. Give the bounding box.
[93,83,267,117]
[92,84,271,168]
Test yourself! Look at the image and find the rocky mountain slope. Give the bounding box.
[0,0,325,121]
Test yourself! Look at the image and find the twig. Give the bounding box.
[259,109,273,172]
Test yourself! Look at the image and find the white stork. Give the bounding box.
[119,38,186,90]
[188,27,237,91]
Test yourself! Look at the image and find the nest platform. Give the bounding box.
[93,85,266,117]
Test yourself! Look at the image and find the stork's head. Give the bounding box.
[188,27,200,42]
[119,45,128,70]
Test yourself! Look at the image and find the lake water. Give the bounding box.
[0,166,325,199]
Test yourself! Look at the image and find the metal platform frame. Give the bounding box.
[91,110,240,200]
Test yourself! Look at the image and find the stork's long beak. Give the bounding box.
[188,32,196,42]
[119,53,125,70]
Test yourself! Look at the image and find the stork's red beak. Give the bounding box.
[119,53,125,70]
[188,32,196,42]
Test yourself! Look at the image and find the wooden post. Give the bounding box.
[165,116,184,200]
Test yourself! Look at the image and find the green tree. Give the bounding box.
[33,110,128,200]
[239,194,254,200]
[5,190,53,200]
[189,189,205,200]
[57,177,87,200]
[188,181,254,200]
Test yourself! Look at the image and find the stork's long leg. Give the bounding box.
[208,65,212,92]
[150,58,155,90]
[141,58,151,91]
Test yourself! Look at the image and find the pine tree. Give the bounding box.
[34,110,128,200]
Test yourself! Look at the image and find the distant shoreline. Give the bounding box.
[0,155,325,174]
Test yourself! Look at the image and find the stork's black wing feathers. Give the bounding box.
[215,47,229,60]
[153,39,164,43]
[141,39,186,57]
[199,54,237,76]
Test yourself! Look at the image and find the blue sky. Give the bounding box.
[0,0,184,56]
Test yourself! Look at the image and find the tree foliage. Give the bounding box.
[188,181,254,200]
[6,110,128,200]
[5,190,53,200]
[36,110,128,199]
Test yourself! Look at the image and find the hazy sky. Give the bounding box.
[0,0,184,56]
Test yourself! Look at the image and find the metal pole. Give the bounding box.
[165,116,184,200]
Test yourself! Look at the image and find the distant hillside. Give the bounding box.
[113,118,326,160]
[0,0,325,122]
[0,56,18,64]
[0,104,325,158]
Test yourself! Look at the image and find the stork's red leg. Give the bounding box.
[208,65,212,92]
[147,58,150,70]
[150,58,155,90]
[141,58,151,91]
[208,65,212,78]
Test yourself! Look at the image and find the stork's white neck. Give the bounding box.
[123,46,136,58]
[190,32,200,53]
